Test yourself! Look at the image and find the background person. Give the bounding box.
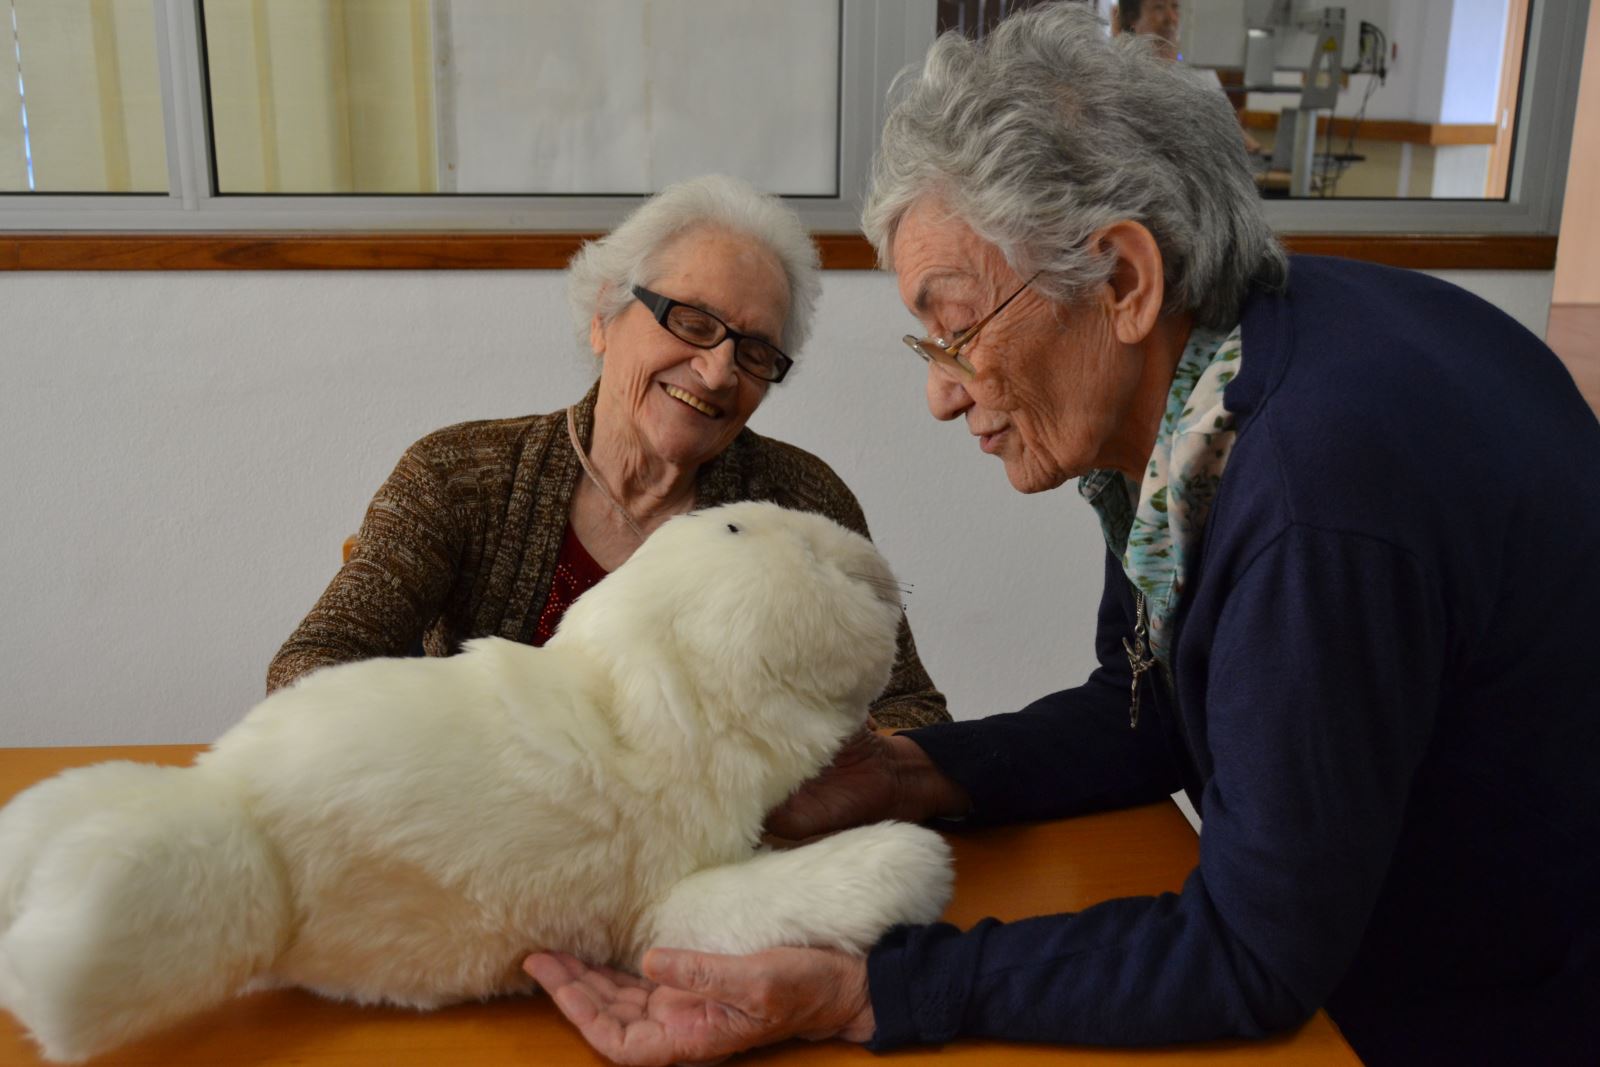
[268,174,948,730]
[1114,0,1264,154]
[526,8,1600,1065]
[1114,0,1181,58]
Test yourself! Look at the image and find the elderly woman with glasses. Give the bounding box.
[267,174,947,730]
[527,8,1600,1066]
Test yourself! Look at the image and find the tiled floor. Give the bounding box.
[1547,304,1600,414]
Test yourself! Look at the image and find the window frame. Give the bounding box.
[0,0,1586,247]
[2,0,930,232]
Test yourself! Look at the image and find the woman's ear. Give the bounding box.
[588,283,611,358]
[1094,220,1167,346]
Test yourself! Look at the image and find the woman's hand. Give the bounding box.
[765,729,972,840]
[764,728,903,839]
[524,946,873,1066]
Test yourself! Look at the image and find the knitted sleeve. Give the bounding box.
[265,434,464,693]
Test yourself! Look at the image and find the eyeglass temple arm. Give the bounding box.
[941,274,1038,353]
[633,287,671,319]
[940,306,999,354]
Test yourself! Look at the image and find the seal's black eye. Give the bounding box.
[726,523,740,533]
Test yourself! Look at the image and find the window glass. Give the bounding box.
[1,0,167,194]
[201,0,842,196]
[1180,0,1529,201]
[949,0,1532,202]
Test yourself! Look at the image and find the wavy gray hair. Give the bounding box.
[568,174,821,360]
[863,4,1286,329]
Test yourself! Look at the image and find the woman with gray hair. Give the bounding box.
[529,7,1599,1065]
[268,174,947,730]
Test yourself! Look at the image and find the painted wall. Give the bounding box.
[1554,1,1600,305]
[1438,0,1511,124]
[0,266,1557,746]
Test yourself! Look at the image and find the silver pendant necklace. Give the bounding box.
[566,406,647,542]
[1123,590,1157,729]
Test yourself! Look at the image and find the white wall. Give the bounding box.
[1438,0,1510,124]
[437,0,839,194]
[0,266,1555,746]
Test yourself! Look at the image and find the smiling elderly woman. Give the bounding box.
[267,175,947,730]
[526,8,1600,1067]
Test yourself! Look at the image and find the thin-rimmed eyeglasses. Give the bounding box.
[901,272,1041,380]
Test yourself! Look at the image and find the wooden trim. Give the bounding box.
[0,232,879,271]
[1487,0,1531,199]
[1241,111,1499,147]
[1427,123,1503,147]
[0,232,601,270]
[1276,233,1556,270]
[0,231,1557,272]
[1553,0,1600,302]
[811,232,881,269]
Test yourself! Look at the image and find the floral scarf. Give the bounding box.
[1079,323,1243,664]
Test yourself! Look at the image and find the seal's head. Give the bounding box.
[553,502,904,742]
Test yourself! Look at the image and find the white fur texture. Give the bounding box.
[0,502,953,1062]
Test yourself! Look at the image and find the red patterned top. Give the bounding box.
[532,524,610,647]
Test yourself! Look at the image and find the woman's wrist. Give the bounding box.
[830,954,877,1043]
[886,734,972,822]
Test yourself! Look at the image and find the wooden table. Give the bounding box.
[0,746,1359,1065]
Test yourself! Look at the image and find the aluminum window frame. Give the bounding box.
[0,0,1586,236]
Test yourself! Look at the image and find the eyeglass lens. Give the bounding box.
[663,304,787,381]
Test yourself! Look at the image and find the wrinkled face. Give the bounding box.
[1130,0,1181,57]
[891,199,1134,494]
[590,227,790,471]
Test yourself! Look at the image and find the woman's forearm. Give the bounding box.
[886,734,972,822]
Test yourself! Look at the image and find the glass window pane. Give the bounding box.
[1183,0,1529,201]
[0,0,167,194]
[201,0,841,196]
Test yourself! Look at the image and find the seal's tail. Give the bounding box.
[0,761,289,1062]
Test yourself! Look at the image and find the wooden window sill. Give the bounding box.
[0,232,1557,272]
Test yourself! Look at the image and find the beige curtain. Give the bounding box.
[204,0,437,194]
[0,0,166,193]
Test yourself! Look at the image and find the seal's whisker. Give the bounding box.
[847,573,913,610]
[847,572,914,596]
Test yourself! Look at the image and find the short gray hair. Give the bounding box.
[863,4,1286,329]
[568,174,822,359]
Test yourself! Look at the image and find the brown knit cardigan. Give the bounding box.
[267,386,950,728]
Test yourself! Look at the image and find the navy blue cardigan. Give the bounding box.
[868,256,1600,1065]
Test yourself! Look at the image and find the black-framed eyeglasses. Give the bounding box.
[632,286,793,384]
[901,272,1041,380]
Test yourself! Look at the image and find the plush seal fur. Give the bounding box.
[0,501,953,1062]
